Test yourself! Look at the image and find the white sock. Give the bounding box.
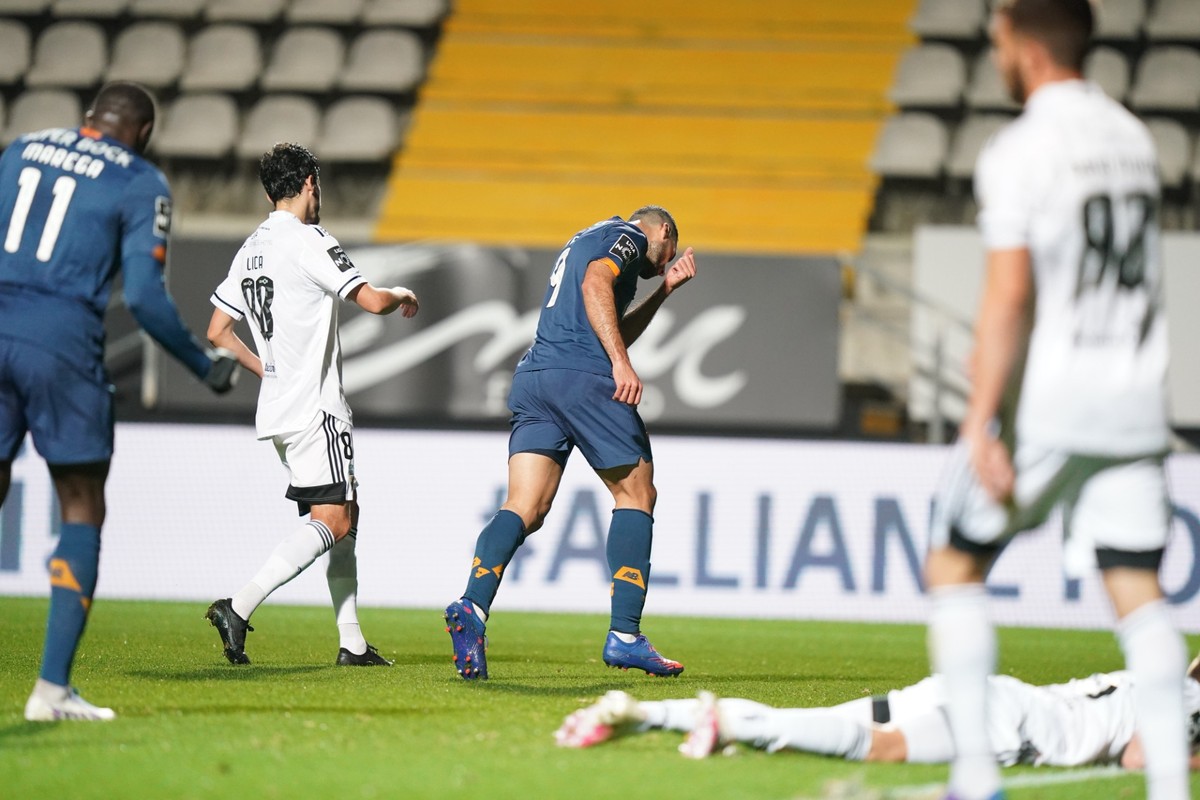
[610,630,637,644]
[232,520,335,621]
[1118,599,1189,800]
[327,529,367,654]
[929,584,1000,800]
[32,678,69,701]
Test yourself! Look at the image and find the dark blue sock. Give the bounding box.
[607,509,653,634]
[462,509,526,616]
[40,523,100,686]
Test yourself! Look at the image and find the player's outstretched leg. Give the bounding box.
[24,680,115,722]
[678,691,724,759]
[602,632,684,677]
[206,598,253,664]
[444,599,487,680]
[336,643,393,666]
[555,690,646,747]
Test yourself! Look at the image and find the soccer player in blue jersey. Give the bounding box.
[0,82,237,721]
[444,206,697,680]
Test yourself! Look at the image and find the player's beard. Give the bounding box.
[642,240,666,278]
[1004,62,1028,105]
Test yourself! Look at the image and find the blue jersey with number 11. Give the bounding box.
[516,217,649,377]
[0,126,206,380]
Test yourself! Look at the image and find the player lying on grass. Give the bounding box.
[556,656,1200,770]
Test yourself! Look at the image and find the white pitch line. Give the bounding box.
[885,765,1128,799]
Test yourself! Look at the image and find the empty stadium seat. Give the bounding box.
[1129,47,1200,112]
[262,27,345,93]
[1191,132,1200,184]
[870,113,948,179]
[287,0,365,25]
[128,0,208,18]
[52,0,127,17]
[317,96,401,162]
[205,0,285,23]
[106,21,186,89]
[153,93,239,159]
[909,0,985,40]
[1084,46,1130,102]
[1145,118,1192,190]
[25,21,107,89]
[0,20,32,85]
[965,50,1019,111]
[339,30,424,94]
[236,94,320,159]
[1144,0,1200,43]
[180,25,262,92]
[888,43,965,109]
[1093,0,1146,42]
[361,0,447,27]
[946,113,1011,180]
[2,0,52,13]
[2,90,82,146]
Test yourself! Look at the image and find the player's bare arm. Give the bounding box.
[620,247,697,346]
[582,259,641,406]
[349,284,419,317]
[962,247,1032,502]
[207,308,264,379]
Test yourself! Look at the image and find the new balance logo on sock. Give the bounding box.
[473,558,504,579]
[613,567,645,590]
[49,559,90,610]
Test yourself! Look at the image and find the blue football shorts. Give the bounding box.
[507,368,652,470]
[0,338,114,464]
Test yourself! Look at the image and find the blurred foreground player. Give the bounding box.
[444,206,696,680]
[0,82,238,721]
[922,2,1189,800]
[557,658,1200,773]
[205,143,418,666]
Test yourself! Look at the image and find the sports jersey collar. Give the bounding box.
[1024,78,1094,113]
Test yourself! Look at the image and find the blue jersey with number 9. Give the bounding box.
[515,216,648,377]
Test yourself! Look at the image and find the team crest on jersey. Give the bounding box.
[327,245,355,272]
[608,233,639,266]
[154,196,172,238]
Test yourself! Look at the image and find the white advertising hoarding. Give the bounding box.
[2,423,1198,632]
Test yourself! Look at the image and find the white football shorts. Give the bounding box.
[931,441,1171,573]
[272,410,357,514]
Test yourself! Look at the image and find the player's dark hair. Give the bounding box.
[89,81,156,128]
[629,205,679,243]
[996,0,1093,71]
[259,142,320,204]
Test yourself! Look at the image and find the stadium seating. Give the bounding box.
[945,113,1011,180]
[52,0,127,17]
[1083,46,1130,102]
[1144,0,1200,43]
[236,94,320,159]
[1129,47,1200,112]
[205,0,285,24]
[25,20,106,88]
[0,20,31,85]
[361,0,447,28]
[261,27,344,93]
[1,89,82,145]
[2,0,52,13]
[888,44,966,109]
[153,93,240,160]
[179,24,262,92]
[105,21,186,89]
[965,50,1019,111]
[339,29,424,94]
[908,0,985,41]
[1093,0,1145,42]
[1145,118,1193,190]
[287,0,365,25]
[317,96,403,162]
[870,113,948,179]
[127,0,207,18]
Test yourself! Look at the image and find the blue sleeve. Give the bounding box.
[595,224,647,278]
[120,171,211,380]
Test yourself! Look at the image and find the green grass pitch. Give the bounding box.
[1,597,1195,799]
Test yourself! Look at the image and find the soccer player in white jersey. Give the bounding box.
[203,143,418,666]
[555,659,1200,773]
[922,3,1189,800]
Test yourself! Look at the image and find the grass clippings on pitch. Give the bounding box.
[0,597,1192,800]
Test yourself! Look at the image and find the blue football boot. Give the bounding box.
[602,632,684,677]
[444,599,487,680]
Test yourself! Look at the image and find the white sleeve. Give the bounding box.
[974,128,1035,251]
[296,227,366,300]
[210,266,245,319]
